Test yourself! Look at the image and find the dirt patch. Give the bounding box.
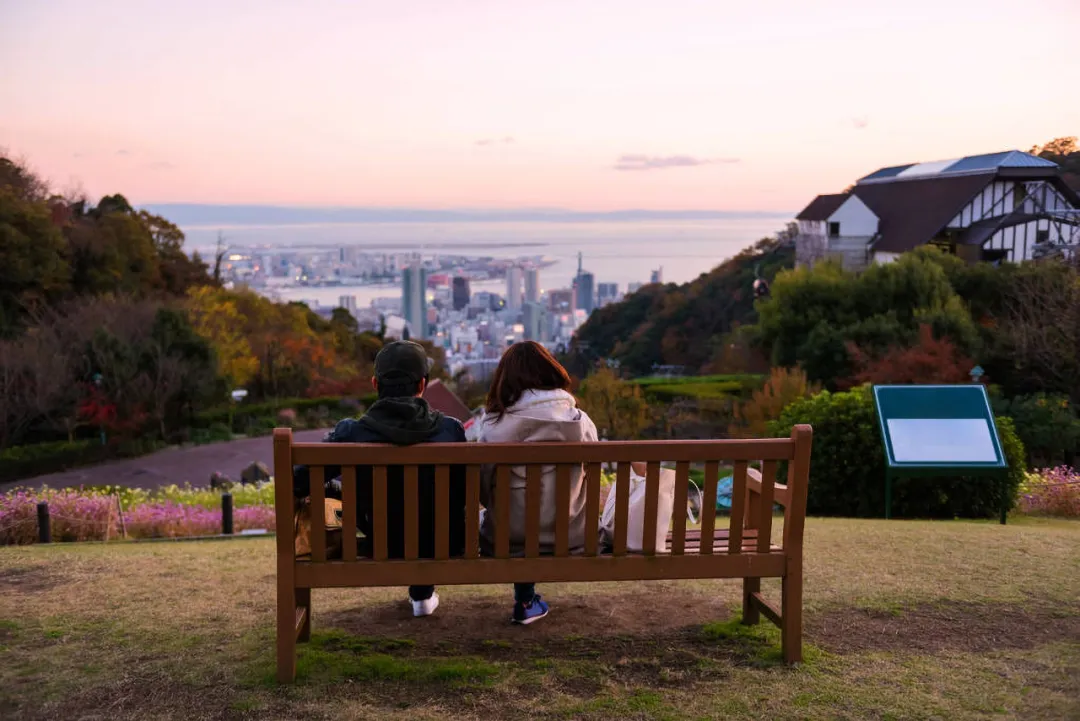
[0,565,61,594]
[319,585,729,650]
[808,602,1080,655]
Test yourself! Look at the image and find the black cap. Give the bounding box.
[374,341,433,384]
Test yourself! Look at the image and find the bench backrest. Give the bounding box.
[273,425,812,567]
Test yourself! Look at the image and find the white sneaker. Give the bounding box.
[411,592,439,617]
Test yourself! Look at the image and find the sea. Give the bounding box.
[181,217,790,308]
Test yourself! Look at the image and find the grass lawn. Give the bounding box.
[2,517,1078,720]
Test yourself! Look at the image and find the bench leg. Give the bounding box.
[781,571,803,664]
[296,587,311,642]
[742,577,761,625]
[277,582,297,683]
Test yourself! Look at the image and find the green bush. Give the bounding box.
[0,440,107,484]
[769,386,1026,519]
[193,395,372,433]
[642,381,745,402]
[991,393,1079,466]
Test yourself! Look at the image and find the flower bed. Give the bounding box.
[1,484,277,545]
[1018,466,1080,517]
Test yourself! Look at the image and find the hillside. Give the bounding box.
[572,235,795,375]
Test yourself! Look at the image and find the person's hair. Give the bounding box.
[484,341,572,420]
[377,375,427,399]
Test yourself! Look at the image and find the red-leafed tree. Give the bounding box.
[843,324,975,387]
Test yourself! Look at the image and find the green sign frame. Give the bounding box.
[872,385,1009,524]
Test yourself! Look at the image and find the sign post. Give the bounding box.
[873,385,1009,524]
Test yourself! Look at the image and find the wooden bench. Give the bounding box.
[272,425,813,683]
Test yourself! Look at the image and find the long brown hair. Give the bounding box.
[484,341,573,420]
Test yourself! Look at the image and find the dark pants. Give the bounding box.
[514,583,536,604]
[409,585,435,601]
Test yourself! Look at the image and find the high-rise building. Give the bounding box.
[506,266,524,312]
[573,272,595,313]
[338,295,358,314]
[525,267,540,304]
[401,265,429,338]
[651,267,664,284]
[523,302,547,342]
[452,276,471,311]
[597,283,618,305]
[546,289,573,313]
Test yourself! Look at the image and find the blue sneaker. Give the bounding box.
[512,594,549,625]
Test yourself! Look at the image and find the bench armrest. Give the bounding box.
[744,467,791,508]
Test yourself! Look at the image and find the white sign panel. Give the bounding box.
[886,418,998,463]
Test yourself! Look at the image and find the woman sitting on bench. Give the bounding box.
[477,341,599,625]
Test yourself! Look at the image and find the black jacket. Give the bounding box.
[293,397,467,559]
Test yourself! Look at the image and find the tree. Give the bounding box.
[137,308,217,439]
[755,247,980,388]
[729,367,820,438]
[1000,258,1080,403]
[0,187,71,335]
[844,324,974,387]
[137,210,210,294]
[574,235,794,375]
[186,286,259,389]
[213,232,229,284]
[1030,137,1080,192]
[577,367,650,440]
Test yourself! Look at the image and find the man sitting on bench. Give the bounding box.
[292,340,467,617]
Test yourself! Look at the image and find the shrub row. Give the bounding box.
[193,395,375,433]
[769,385,1026,519]
[0,439,163,484]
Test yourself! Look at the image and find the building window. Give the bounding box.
[828,222,840,237]
[1014,183,1028,210]
[1035,229,1050,244]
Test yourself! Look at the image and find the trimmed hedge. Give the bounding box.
[0,438,165,484]
[769,386,1026,519]
[193,395,376,433]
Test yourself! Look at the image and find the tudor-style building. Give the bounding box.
[795,150,1080,270]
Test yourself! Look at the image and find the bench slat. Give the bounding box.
[613,462,630,556]
[295,553,788,588]
[495,465,511,559]
[525,465,541,558]
[757,461,777,553]
[292,439,797,466]
[404,466,419,560]
[642,462,660,556]
[370,466,387,561]
[435,465,450,561]
[728,461,748,555]
[465,465,480,559]
[699,461,719,555]
[584,462,601,556]
[310,466,326,563]
[554,464,571,557]
[341,466,358,562]
[671,461,689,556]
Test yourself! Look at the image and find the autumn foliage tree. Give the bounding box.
[577,366,650,440]
[843,324,974,387]
[729,366,820,438]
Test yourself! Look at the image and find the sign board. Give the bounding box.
[872,385,1008,523]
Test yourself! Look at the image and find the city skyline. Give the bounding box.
[3,1,1077,212]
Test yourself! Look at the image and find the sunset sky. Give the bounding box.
[2,0,1077,212]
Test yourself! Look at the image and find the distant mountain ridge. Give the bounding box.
[143,204,793,226]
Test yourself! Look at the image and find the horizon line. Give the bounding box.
[143,203,796,226]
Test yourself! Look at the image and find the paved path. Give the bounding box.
[1,430,329,492]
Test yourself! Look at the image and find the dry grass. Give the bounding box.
[1,517,1078,720]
